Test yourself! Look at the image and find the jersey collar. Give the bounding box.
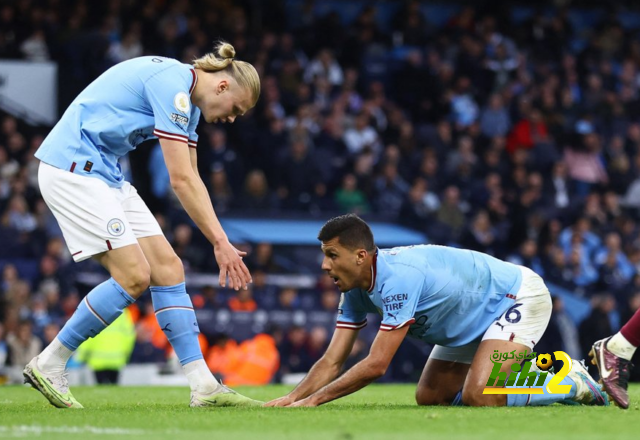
[367,249,378,293]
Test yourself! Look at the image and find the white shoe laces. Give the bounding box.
[47,372,70,394]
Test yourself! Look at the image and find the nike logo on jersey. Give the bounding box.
[161,323,172,332]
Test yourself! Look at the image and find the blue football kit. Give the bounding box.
[35,56,201,187]
[336,245,523,347]
[34,56,209,394]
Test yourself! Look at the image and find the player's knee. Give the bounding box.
[152,253,184,286]
[125,263,151,297]
[461,388,501,407]
[415,389,450,406]
[167,254,184,277]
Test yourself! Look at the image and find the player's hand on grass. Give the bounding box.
[287,397,317,407]
[264,395,297,407]
[214,240,251,291]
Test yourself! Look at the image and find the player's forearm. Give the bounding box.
[307,359,384,406]
[171,175,226,245]
[288,358,343,401]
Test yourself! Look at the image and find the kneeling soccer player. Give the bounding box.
[266,214,608,407]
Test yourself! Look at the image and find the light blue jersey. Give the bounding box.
[336,245,523,347]
[35,56,201,187]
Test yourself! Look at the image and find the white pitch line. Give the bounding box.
[0,425,150,437]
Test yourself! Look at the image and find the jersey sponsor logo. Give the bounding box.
[107,218,125,236]
[383,293,408,312]
[174,92,191,113]
[170,112,189,127]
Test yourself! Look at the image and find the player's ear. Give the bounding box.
[356,249,367,265]
[217,79,229,94]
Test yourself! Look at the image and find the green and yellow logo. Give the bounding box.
[483,351,572,395]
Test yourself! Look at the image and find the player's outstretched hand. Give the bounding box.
[214,240,251,291]
[287,398,317,407]
[264,396,297,407]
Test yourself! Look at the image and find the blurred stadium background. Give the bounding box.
[1,0,640,389]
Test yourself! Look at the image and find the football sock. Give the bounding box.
[451,390,463,406]
[151,282,204,366]
[506,372,577,406]
[607,332,637,361]
[56,277,135,353]
[37,337,73,376]
[611,308,640,360]
[184,359,220,393]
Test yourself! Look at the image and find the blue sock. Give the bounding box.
[151,283,202,365]
[451,390,464,406]
[506,373,577,406]
[58,278,135,350]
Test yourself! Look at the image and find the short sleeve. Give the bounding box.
[379,266,424,332]
[336,290,368,330]
[145,65,198,145]
[186,106,201,148]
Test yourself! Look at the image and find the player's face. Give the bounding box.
[201,77,253,124]
[320,238,363,292]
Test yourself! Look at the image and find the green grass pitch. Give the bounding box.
[1,384,639,439]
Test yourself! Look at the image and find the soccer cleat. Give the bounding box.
[190,385,264,408]
[23,357,83,409]
[589,338,633,409]
[567,359,609,406]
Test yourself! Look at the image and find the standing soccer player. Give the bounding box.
[266,214,608,408]
[24,42,261,408]
[590,310,640,408]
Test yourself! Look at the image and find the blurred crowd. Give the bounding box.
[3,0,640,381]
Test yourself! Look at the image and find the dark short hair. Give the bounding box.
[317,214,375,252]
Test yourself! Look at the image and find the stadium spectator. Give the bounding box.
[228,286,258,312]
[6,320,41,367]
[334,173,370,214]
[277,287,299,311]
[192,285,224,311]
[130,322,169,365]
[278,325,313,375]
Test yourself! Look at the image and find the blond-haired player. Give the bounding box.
[25,42,261,408]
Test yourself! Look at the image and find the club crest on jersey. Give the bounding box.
[107,219,125,237]
[174,92,190,113]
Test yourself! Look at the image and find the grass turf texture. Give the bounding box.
[1,385,639,439]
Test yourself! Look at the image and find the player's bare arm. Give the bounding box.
[265,328,360,407]
[289,326,409,407]
[161,138,251,290]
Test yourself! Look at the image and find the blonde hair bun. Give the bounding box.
[217,42,236,60]
[193,40,260,105]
